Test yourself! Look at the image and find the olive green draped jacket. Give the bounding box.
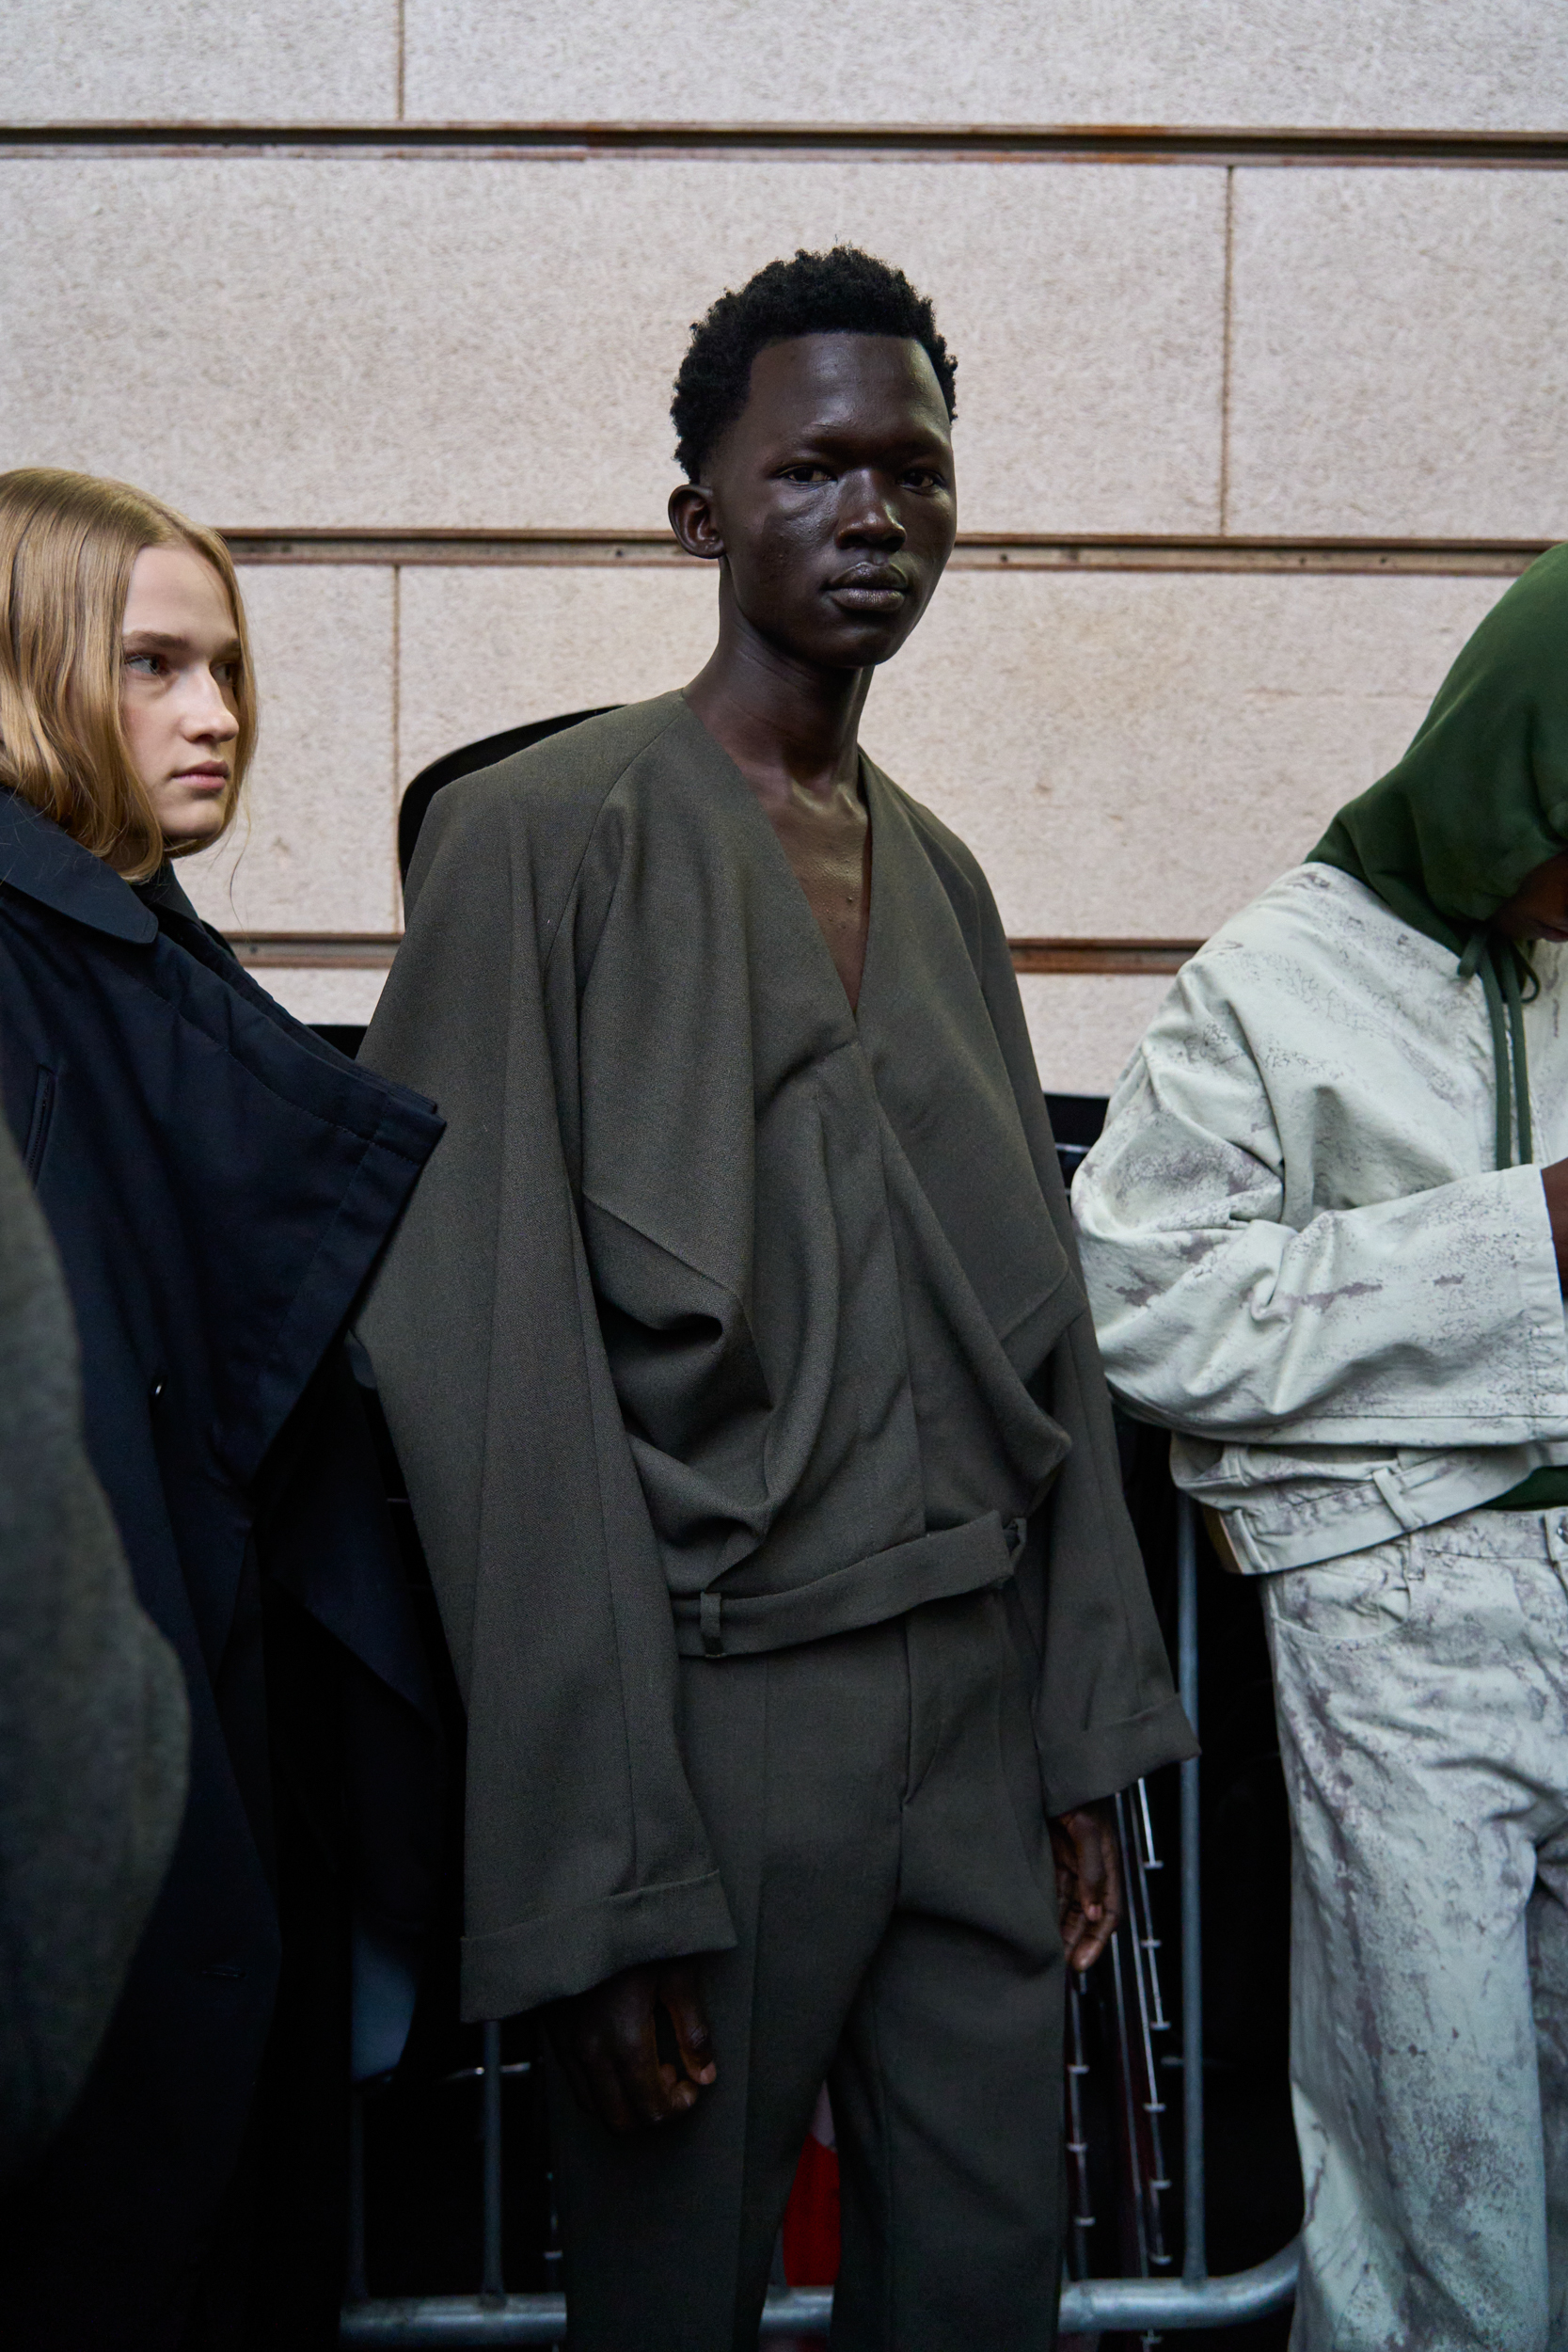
[360,693,1193,2022]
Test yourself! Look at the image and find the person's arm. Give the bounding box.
[358,763,735,2034]
[0,1118,187,2185]
[1073,967,1568,1450]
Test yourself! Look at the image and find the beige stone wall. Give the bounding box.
[4,6,1564,1088]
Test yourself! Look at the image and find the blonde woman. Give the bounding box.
[0,470,444,2349]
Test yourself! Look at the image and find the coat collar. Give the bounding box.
[0,788,160,946]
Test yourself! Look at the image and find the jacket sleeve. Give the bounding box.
[357,771,734,2023]
[1072,961,1568,1449]
[969,872,1196,1813]
[0,1115,188,2184]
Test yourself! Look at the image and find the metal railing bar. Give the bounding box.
[340,2249,1300,2344]
[1177,1493,1206,2285]
[1063,2243,1300,2329]
[340,2288,837,2343]
[481,2022,504,2299]
[346,2087,369,2306]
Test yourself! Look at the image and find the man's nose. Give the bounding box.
[836,474,905,548]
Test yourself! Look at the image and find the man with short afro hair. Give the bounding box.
[672,245,958,482]
[362,246,1192,2350]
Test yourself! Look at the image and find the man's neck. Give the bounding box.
[683,603,871,809]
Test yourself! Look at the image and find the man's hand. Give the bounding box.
[550,1959,717,2133]
[1050,1800,1123,1972]
[1543,1161,1568,1290]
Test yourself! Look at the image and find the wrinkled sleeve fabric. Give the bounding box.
[935,829,1196,1814]
[357,767,734,2023]
[0,1116,188,2185]
[1073,960,1568,1449]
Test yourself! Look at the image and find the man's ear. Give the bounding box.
[669,483,723,562]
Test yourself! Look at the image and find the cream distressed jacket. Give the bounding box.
[1072,862,1568,1570]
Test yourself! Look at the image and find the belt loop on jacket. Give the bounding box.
[700,1590,724,1659]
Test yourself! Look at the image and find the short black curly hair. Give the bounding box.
[671,246,957,482]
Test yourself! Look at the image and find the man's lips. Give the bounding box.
[827,566,910,613]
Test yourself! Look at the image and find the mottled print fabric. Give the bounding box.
[1073,862,1568,1570]
[1266,1507,1568,2351]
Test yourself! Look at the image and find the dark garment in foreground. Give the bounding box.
[0,1107,187,2186]
[360,691,1193,2020]
[0,794,445,2348]
[547,1585,1067,2352]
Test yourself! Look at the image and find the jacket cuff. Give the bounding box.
[1037,1693,1198,1817]
[458,1870,737,2021]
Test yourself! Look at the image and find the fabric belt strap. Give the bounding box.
[673,1511,1027,1660]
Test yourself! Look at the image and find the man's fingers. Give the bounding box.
[608,2010,690,2126]
[1051,1802,1125,1972]
[1100,1820,1125,1942]
[659,1963,718,2089]
[581,2039,641,2134]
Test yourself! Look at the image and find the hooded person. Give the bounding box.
[1073,541,1568,2352]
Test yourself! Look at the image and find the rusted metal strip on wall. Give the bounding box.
[217,527,1548,577]
[6,122,1568,167]
[230,934,1203,976]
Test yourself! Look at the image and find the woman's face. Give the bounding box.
[119,543,242,850]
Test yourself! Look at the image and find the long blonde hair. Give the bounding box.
[0,469,256,881]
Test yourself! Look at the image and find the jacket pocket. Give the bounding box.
[24,1067,56,1181]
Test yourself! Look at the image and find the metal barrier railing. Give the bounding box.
[341,1496,1298,2344]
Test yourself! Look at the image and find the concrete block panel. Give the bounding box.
[1228,169,1568,540]
[405,0,1568,134]
[395,560,1507,941]
[181,565,398,933]
[0,156,1224,536]
[866,566,1508,936]
[8,0,396,123]
[397,564,718,781]
[258,968,389,1026]
[1020,973,1176,1096]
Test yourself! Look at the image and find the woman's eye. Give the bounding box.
[125,652,166,676]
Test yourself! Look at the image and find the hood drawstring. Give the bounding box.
[1459,929,1538,1169]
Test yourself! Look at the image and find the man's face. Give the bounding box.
[1494,850,1568,944]
[674,332,957,671]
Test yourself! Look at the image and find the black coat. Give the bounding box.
[0,793,444,2347]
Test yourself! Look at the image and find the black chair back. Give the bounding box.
[398,708,618,885]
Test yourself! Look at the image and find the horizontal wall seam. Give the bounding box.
[230,933,1202,974]
[220,529,1550,577]
[5,122,1568,166]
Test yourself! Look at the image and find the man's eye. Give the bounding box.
[125,652,166,676]
[782,465,832,485]
[904,469,943,489]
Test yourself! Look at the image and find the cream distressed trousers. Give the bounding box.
[1261,1508,1568,2351]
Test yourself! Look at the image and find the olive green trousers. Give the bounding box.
[547,1586,1067,2352]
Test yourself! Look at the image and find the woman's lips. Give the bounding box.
[173,768,229,793]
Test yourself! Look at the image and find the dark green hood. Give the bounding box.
[1310,542,1568,956]
[1309,542,1568,1171]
